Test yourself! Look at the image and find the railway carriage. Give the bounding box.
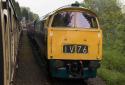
[0,0,21,85]
[32,4,102,79]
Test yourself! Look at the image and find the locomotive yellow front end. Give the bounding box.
[47,6,102,79]
[48,29,102,60]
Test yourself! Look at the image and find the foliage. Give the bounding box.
[21,7,39,22]
[98,49,125,85]
[12,0,39,22]
[83,0,125,85]
[21,7,29,21]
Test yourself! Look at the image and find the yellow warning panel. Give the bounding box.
[48,28,102,60]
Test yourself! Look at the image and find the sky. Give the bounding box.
[119,0,125,5]
[15,0,83,17]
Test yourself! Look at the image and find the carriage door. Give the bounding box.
[2,9,10,85]
[9,9,15,81]
[8,6,14,82]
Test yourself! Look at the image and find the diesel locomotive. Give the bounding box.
[0,0,21,85]
[29,4,102,79]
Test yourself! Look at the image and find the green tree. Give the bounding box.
[21,7,29,21]
[84,0,125,51]
[21,7,39,23]
[83,1,125,85]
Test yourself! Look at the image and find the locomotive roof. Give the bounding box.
[40,5,97,21]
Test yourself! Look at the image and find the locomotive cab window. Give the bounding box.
[52,11,98,28]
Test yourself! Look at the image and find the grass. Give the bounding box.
[98,47,125,85]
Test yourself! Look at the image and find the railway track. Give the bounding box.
[14,30,106,85]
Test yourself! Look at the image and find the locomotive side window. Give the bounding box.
[52,11,98,28]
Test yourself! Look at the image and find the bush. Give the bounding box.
[98,68,125,85]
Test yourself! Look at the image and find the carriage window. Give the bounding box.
[52,11,98,28]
